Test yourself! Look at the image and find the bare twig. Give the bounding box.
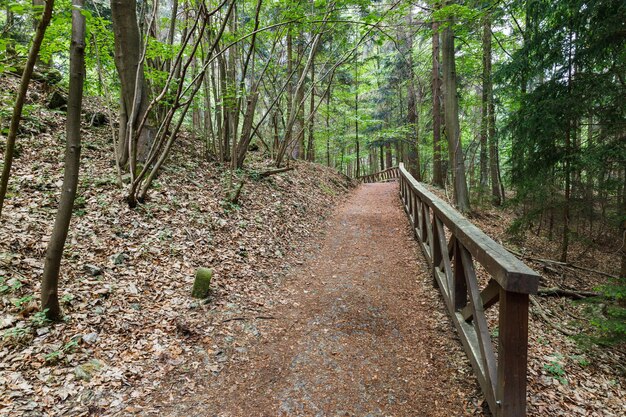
[222,315,276,323]
[530,296,577,337]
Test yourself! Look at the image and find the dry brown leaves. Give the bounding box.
[0,85,355,415]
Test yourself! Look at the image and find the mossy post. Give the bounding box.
[191,267,213,299]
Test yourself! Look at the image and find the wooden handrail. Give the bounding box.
[358,166,399,183]
[398,163,540,417]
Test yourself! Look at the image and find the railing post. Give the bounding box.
[496,289,529,417]
[432,214,441,288]
[453,240,468,311]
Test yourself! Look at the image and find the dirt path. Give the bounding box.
[146,183,478,416]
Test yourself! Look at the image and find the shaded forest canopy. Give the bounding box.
[0,0,624,411]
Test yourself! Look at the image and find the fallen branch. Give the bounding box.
[506,247,619,280]
[538,287,600,300]
[222,315,276,323]
[259,167,294,178]
[530,296,578,337]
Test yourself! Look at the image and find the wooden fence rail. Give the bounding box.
[359,166,399,183]
[398,163,540,417]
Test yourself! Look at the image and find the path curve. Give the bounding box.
[153,183,477,416]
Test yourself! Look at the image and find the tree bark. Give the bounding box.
[0,0,54,217]
[111,0,152,167]
[432,19,444,187]
[406,12,421,181]
[294,33,306,159]
[483,15,503,205]
[441,16,470,212]
[355,54,360,178]
[41,0,85,321]
[306,60,315,161]
[479,16,490,192]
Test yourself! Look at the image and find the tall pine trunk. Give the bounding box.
[479,17,490,193]
[432,19,444,187]
[442,17,470,212]
[441,16,470,213]
[483,15,503,205]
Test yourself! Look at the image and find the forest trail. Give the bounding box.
[148,182,475,416]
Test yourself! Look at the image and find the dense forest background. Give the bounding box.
[0,0,624,414]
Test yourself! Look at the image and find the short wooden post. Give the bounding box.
[496,289,529,417]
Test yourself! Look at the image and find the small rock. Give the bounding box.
[0,252,14,266]
[74,359,104,382]
[82,332,99,344]
[83,264,103,276]
[74,365,91,381]
[111,253,127,265]
[85,112,108,127]
[36,327,50,336]
[0,315,16,329]
[191,267,212,299]
[47,91,67,110]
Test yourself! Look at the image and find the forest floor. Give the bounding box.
[139,182,478,416]
[0,78,356,416]
[0,78,624,416]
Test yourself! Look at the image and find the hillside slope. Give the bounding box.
[0,82,355,415]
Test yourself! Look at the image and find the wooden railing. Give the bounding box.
[359,166,399,183]
[398,163,540,417]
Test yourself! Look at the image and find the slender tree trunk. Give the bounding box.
[432,19,444,187]
[41,0,85,321]
[483,15,502,205]
[618,164,626,278]
[560,28,574,262]
[166,0,179,73]
[479,16,490,192]
[0,0,54,217]
[295,34,306,159]
[355,55,360,178]
[326,88,331,166]
[307,60,315,161]
[441,15,470,212]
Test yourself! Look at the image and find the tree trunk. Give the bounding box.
[355,56,360,178]
[326,88,331,166]
[618,164,626,278]
[441,17,470,212]
[432,19,444,187]
[0,0,54,217]
[406,13,421,181]
[295,34,306,159]
[560,28,574,263]
[41,0,85,321]
[385,143,392,169]
[483,15,502,205]
[479,16,490,193]
[307,60,315,161]
[111,0,152,167]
